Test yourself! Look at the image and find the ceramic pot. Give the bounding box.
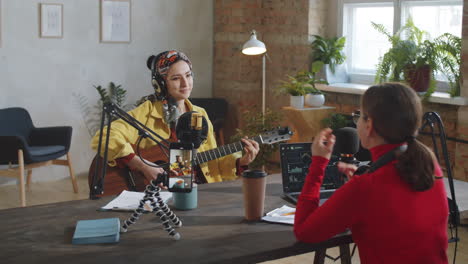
[290,95,304,109]
[305,93,325,107]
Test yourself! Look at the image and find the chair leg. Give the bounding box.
[18,149,26,207]
[67,152,79,193]
[313,249,326,264]
[339,244,352,264]
[26,169,32,190]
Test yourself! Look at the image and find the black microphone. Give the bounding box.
[333,127,360,165]
[175,111,208,149]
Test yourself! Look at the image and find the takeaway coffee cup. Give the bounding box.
[242,170,267,221]
[173,184,198,210]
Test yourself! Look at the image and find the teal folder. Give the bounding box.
[72,218,120,245]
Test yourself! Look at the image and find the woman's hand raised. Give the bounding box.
[312,128,336,160]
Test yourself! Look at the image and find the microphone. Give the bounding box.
[175,111,208,149]
[333,127,360,165]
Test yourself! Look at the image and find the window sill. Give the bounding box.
[317,83,468,106]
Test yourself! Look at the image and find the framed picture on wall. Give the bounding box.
[39,3,63,38]
[100,0,131,43]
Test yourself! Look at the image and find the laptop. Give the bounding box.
[279,143,343,205]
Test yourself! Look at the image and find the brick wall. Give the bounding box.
[213,0,327,139]
[213,0,468,181]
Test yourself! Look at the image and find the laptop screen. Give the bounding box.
[280,143,311,194]
[280,143,344,195]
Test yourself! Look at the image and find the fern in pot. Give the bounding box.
[433,33,462,97]
[372,18,439,97]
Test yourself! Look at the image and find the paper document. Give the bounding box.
[262,205,296,225]
[101,190,172,211]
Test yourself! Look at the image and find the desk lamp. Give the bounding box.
[242,30,267,116]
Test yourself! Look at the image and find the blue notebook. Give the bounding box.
[72,218,120,245]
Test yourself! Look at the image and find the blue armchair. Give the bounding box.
[0,107,78,207]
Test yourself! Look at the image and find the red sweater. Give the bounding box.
[294,143,448,264]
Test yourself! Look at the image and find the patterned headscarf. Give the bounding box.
[137,50,193,125]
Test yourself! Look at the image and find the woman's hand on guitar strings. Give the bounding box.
[239,137,260,167]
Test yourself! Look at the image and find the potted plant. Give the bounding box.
[434,33,461,97]
[231,108,283,171]
[301,61,328,107]
[73,82,133,136]
[321,113,352,130]
[277,74,308,109]
[311,35,348,83]
[278,62,327,108]
[372,18,439,97]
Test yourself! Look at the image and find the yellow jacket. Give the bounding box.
[91,99,241,183]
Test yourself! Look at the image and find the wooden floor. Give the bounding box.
[0,175,466,264]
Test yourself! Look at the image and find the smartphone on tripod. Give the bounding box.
[167,142,194,193]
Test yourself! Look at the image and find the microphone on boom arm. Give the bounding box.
[332,127,369,178]
[175,111,208,148]
[333,127,360,165]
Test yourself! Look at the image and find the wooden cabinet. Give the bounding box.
[282,106,336,143]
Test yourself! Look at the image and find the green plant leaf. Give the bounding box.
[311,35,346,74]
[230,108,283,170]
[311,61,324,74]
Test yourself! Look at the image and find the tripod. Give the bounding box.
[91,102,182,239]
[121,172,182,240]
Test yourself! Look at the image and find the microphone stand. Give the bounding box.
[90,102,170,198]
[90,102,182,240]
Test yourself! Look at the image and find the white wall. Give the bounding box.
[0,0,213,184]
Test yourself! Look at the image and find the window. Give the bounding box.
[340,0,462,86]
[401,1,462,39]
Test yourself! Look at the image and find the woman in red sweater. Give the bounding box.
[294,83,448,264]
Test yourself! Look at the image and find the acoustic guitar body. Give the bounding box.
[88,145,168,197]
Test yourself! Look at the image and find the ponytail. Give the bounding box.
[395,138,435,191]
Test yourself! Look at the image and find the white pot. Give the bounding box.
[325,64,349,84]
[305,93,325,107]
[290,95,304,109]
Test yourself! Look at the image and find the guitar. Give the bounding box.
[88,127,292,197]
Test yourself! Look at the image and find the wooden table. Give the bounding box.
[0,174,352,264]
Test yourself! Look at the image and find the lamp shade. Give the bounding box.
[242,30,266,55]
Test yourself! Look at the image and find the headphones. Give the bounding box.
[147,54,167,100]
[147,52,194,101]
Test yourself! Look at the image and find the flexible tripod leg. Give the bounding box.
[120,196,152,233]
[146,183,181,240]
[121,178,181,240]
[153,185,182,227]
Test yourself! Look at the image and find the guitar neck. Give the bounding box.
[194,135,262,166]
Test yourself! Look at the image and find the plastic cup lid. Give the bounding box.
[242,170,267,178]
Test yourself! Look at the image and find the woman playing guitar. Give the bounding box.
[90,50,260,196]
